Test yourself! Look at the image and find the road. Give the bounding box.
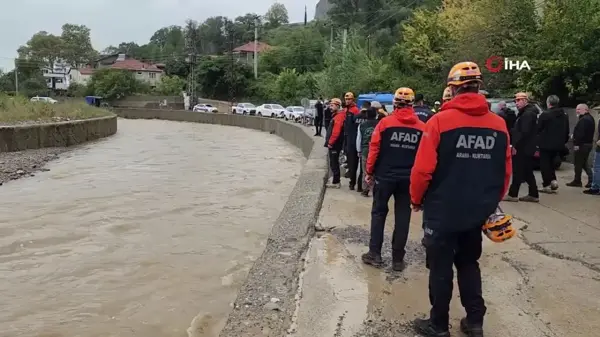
[292,164,600,337]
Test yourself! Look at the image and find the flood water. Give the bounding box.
[0,119,304,337]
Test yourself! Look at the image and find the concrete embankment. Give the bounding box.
[115,108,329,337]
[0,115,117,152]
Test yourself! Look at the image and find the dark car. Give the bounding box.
[487,98,566,170]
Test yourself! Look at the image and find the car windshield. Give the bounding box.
[272,104,283,109]
[293,107,304,111]
[205,104,212,107]
[490,101,519,115]
[243,103,255,108]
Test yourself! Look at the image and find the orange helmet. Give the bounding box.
[442,86,452,101]
[330,98,342,106]
[344,92,354,100]
[447,61,483,86]
[393,87,415,105]
[482,208,516,243]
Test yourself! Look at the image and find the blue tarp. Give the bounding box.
[85,96,102,105]
[357,92,394,110]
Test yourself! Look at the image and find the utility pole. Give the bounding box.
[330,25,334,51]
[367,35,371,57]
[227,22,236,107]
[342,29,348,50]
[14,59,18,94]
[253,19,258,79]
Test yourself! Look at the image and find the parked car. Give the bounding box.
[193,103,218,113]
[30,96,57,104]
[256,104,286,118]
[231,103,256,115]
[487,98,564,169]
[284,106,305,121]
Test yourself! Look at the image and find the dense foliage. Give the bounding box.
[2,0,600,106]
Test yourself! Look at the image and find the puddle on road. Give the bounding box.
[0,119,303,337]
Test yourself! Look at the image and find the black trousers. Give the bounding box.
[314,116,323,135]
[346,149,360,187]
[508,153,539,198]
[324,118,331,131]
[424,227,486,329]
[328,149,341,184]
[573,144,593,183]
[369,179,411,261]
[539,149,559,187]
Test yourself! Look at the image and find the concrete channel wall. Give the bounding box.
[0,115,118,152]
[115,108,328,337]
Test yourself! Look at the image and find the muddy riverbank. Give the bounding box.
[0,148,68,185]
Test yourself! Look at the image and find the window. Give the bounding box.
[137,72,142,75]
[264,105,271,109]
[149,72,156,78]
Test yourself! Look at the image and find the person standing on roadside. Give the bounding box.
[356,107,379,197]
[537,95,570,193]
[342,92,363,191]
[584,112,600,195]
[504,92,539,203]
[496,101,517,132]
[325,98,345,188]
[314,97,324,136]
[324,99,332,132]
[362,87,424,271]
[410,61,511,337]
[413,93,434,123]
[567,104,595,188]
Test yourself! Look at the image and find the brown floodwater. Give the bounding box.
[0,119,304,337]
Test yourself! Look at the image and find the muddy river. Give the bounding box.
[0,119,304,337]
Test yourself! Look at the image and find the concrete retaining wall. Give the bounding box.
[115,108,328,337]
[0,115,118,152]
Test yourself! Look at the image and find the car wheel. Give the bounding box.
[258,112,262,116]
[243,111,247,115]
[232,109,237,114]
[271,113,275,118]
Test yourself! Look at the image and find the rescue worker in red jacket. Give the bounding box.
[361,87,425,271]
[341,92,363,191]
[410,62,512,337]
[325,98,345,188]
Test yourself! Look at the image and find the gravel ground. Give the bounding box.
[0,148,69,185]
[0,116,74,127]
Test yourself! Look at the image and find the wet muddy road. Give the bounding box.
[0,119,304,337]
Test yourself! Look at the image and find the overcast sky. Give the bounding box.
[0,0,316,71]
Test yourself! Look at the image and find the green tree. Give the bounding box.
[17,32,64,69]
[154,75,186,95]
[195,57,253,100]
[264,3,289,29]
[87,69,145,101]
[60,24,98,67]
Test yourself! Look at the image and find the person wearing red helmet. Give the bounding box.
[341,92,363,191]
[410,62,512,337]
[361,87,425,272]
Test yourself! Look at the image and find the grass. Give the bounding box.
[0,95,114,124]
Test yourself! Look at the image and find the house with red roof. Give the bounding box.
[233,41,272,64]
[69,53,165,87]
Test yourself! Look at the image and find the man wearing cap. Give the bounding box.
[342,92,364,191]
[504,92,539,202]
[413,93,434,123]
[433,101,441,113]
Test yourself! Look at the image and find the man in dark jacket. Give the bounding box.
[413,93,434,123]
[314,97,324,136]
[342,92,364,191]
[537,95,570,193]
[496,101,517,132]
[356,107,379,197]
[504,92,539,202]
[324,100,332,131]
[568,104,595,188]
[325,98,345,188]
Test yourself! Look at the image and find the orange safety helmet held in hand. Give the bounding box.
[482,207,516,243]
[447,61,484,86]
[393,87,415,105]
[344,92,355,100]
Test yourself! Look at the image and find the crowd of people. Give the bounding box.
[311,60,598,337]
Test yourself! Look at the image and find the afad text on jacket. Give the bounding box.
[366,107,425,181]
[413,104,434,123]
[326,111,346,151]
[410,93,512,232]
